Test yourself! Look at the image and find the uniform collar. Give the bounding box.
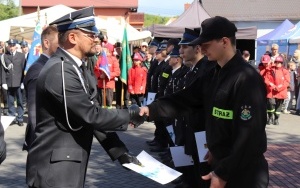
[172,66,181,74]
[195,56,208,68]
[216,51,244,71]
[165,55,171,62]
[59,47,83,67]
[42,53,50,59]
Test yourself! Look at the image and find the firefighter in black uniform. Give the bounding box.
[145,39,159,100]
[147,40,172,152]
[161,44,189,155]
[171,28,215,188]
[139,16,269,188]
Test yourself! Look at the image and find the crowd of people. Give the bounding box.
[257,44,300,125]
[0,5,299,188]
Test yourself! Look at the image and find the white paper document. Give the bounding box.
[170,146,194,167]
[1,116,15,131]
[122,150,182,185]
[166,125,175,145]
[195,131,208,162]
[146,92,156,105]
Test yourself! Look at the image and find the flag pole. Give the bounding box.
[121,81,124,107]
[102,79,106,108]
[37,6,40,22]
[120,16,132,109]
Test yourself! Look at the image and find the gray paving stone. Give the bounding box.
[0,113,299,187]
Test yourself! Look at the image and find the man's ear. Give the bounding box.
[68,32,78,45]
[43,39,49,50]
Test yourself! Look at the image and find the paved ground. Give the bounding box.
[0,112,299,188]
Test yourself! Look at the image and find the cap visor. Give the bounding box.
[188,37,210,46]
[178,40,192,45]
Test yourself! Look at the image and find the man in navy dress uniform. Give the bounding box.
[3,39,26,126]
[26,7,144,188]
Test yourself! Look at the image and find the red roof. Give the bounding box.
[22,0,138,8]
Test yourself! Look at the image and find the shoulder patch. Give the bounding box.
[240,105,252,121]
[162,72,169,78]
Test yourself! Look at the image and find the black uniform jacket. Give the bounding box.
[147,52,267,182]
[26,48,130,188]
[203,52,267,182]
[4,51,26,87]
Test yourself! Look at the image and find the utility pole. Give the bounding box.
[18,0,23,16]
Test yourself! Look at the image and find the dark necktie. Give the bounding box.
[80,64,90,91]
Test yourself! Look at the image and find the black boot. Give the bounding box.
[267,116,274,125]
[273,119,279,125]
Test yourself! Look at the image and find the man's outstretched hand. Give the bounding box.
[118,152,142,166]
[128,104,145,127]
[202,171,226,188]
[139,106,149,116]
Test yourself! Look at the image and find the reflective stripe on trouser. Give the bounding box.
[274,99,284,119]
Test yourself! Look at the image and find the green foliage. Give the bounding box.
[144,14,174,27]
[0,0,19,21]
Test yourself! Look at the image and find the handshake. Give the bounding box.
[128,104,147,128]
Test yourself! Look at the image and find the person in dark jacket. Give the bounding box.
[26,7,144,188]
[170,28,215,188]
[145,39,159,99]
[23,26,59,151]
[0,46,9,116]
[147,40,171,152]
[139,16,269,188]
[0,113,6,164]
[3,39,26,126]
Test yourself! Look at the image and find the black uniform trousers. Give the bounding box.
[267,98,284,119]
[7,87,23,122]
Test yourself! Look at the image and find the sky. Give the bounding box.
[138,0,194,17]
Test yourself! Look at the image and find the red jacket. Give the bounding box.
[262,67,290,99]
[94,54,120,89]
[128,65,147,94]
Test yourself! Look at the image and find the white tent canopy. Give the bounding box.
[0,5,76,41]
[95,17,152,45]
[0,4,151,44]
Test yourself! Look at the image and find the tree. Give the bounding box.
[0,0,19,21]
[144,14,173,27]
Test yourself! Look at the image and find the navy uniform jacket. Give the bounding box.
[164,65,189,146]
[183,57,215,154]
[147,52,268,187]
[1,53,7,85]
[23,53,128,159]
[23,54,49,150]
[164,65,189,96]
[26,48,130,188]
[146,58,158,93]
[4,51,26,87]
[0,112,6,164]
[157,58,172,98]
